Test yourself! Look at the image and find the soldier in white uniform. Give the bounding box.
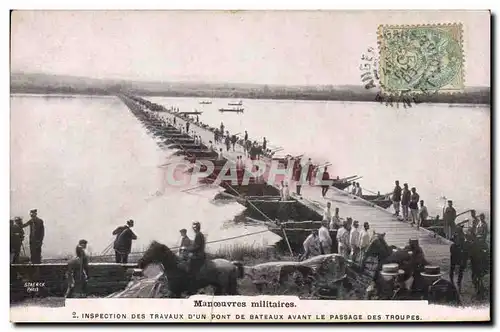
[336,219,352,258]
[323,202,333,224]
[302,230,320,260]
[318,220,332,254]
[359,222,372,261]
[349,220,361,262]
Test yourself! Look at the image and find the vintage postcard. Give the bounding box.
[9,10,491,323]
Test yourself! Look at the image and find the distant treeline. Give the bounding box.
[10,72,490,105]
[11,85,111,96]
[129,87,490,105]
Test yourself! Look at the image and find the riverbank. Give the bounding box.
[10,72,490,104]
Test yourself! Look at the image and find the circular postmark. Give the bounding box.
[379,26,463,93]
[359,46,437,108]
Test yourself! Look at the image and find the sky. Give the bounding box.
[11,10,491,86]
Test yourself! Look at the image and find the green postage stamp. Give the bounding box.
[378,24,464,94]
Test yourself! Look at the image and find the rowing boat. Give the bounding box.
[219,107,244,113]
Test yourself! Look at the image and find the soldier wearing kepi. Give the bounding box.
[178,228,192,260]
[10,217,25,264]
[22,209,45,264]
[112,219,138,263]
[188,222,206,277]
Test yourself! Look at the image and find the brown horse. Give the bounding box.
[138,241,244,298]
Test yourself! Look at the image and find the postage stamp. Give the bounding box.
[9,11,490,324]
[378,24,465,94]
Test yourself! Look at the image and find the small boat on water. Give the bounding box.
[219,107,244,113]
[235,195,297,220]
[174,149,219,159]
[199,101,212,105]
[167,143,206,150]
[228,100,243,106]
[332,181,354,190]
[346,191,393,209]
[316,175,362,190]
[165,137,196,144]
[179,111,203,115]
[359,194,393,209]
[367,199,392,209]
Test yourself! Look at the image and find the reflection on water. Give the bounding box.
[10,95,279,258]
[10,94,490,258]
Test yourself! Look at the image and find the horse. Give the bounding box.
[138,241,244,298]
[361,233,428,298]
[467,239,490,298]
[452,229,490,298]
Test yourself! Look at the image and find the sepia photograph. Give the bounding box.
[9,9,491,323]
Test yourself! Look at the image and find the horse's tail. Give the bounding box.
[231,261,245,279]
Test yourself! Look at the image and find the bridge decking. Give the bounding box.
[147,99,452,270]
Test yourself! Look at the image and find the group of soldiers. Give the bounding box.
[9,210,141,267]
[389,180,490,243]
[63,220,206,298]
[10,209,45,264]
[10,211,141,297]
[301,203,372,263]
[176,222,207,274]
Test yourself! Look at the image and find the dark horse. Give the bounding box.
[467,239,490,298]
[450,229,490,298]
[138,241,244,298]
[361,233,428,297]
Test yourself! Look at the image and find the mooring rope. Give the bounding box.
[92,228,272,259]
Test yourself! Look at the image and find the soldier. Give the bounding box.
[301,230,320,260]
[401,183,411,222]
[392,180,402,217]
[112,219,138,263]
[318,219,332,254]
[323,202,333,224]
[294,163,303,195]
[476,213,489,246]
[188,222,206,277]
[336,219,351,259]
[349,220,361,262]
[422,266,460,306]
[449,225,467,292]
[231,134,238,151]
[406,238,427,266]
[178,228,192,259]
[405,238,428,292]
[359,222,372,258]
[10,217,25,264]
[443,200,457,240]
[329,207,341,230]
[22,209,45,264]
[65,239,90,298]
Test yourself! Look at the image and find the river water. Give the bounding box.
[10,94,490,259]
